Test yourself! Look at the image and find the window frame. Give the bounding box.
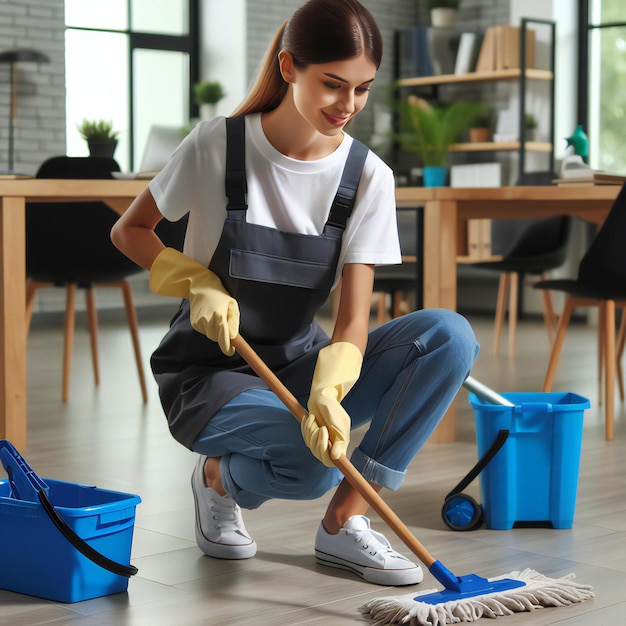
[65,0,199,170]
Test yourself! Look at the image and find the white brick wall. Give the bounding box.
[0,0,65,175]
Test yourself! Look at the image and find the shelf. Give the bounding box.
[450,141,552,153]
[397,68,553,88]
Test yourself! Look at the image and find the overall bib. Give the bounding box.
[151,116,369,449]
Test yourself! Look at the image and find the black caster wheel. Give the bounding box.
[441,493,484,531]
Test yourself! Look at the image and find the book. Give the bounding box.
[0,173,33,179]
[454,32,478,75]
[399,25,434,78]
[427,27,458,75]
[553,172,626,186]
[475,26,497,72]
[495,25,535,70]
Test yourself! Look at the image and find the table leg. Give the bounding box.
[0,196,27,450]
[423,199,459,443]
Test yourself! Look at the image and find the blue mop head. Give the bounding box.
[360,568,594,625]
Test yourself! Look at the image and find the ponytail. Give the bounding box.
[231,23,289,117]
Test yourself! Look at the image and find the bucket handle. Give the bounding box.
[37,488,138,578]
[513,402,554,414]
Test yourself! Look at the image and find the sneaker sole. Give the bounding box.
[315,549,423,586]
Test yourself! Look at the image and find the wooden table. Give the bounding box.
[396,184,621,442]
[1,181,620,450]
[0,178,149,450]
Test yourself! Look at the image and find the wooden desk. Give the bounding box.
[396,184,621,442]
[0,179,149,450]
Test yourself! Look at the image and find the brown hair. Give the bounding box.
[232,0,383,117]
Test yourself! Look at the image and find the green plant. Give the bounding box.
[426,0,460,9]
[471,111,492,129]
[77,119,118,141]
[525,113,538,129]
[193,81,226,105]
[396,96,485,167]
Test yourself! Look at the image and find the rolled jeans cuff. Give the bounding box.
[350,447,405,491]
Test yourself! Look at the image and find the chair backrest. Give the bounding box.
[490,171,571,263]
[577,182,626,289]
[26,156,143,284]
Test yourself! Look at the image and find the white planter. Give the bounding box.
[200,103,216,122]
[430,8,458,28]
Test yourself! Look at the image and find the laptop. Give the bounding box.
[137,125,186,174]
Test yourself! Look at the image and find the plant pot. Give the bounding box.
[423,165,448,187]
[200,103,216,122]
[430,8,458,28]
[524,127,537,142]
[469,127,491,143]
[87,139,117,158]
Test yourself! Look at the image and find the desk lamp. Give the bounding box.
[0,48,50,173]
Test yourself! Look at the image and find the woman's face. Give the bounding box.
[281,51,377,136]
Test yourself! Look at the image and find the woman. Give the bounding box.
[112,0,479,587]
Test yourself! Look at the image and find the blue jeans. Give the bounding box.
[191,309,479,509]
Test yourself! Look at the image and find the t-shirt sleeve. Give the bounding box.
[149,117,226,223]
[340,153,401,267]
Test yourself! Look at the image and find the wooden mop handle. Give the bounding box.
[231,334,437,569]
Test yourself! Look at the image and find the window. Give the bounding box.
[65,0,198,171]
[581,0,626,172]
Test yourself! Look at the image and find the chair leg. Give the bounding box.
[598,306,605,406]
[377,292,387,326]
[508,272,519,358]
[603,299,616,441]
[542,295,575,392]
[119,280,148,403]
[493,273,509,355]
[616,305,626,401]
[85,287,100,386]
[62,284,77,402]
[536,272,558,343]
[392,290,406,318]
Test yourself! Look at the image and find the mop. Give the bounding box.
[230,336,594,625]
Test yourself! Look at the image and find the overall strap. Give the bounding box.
[325,139,369,232]
[225,116,247,212]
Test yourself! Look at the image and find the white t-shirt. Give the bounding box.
[149,114,401,286]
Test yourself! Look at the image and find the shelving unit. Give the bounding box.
[394,18,557,182]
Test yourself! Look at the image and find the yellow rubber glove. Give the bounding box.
[303,342,363,466]
[149,247,239,356]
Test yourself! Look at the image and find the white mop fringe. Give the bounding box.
[359,568,595,625]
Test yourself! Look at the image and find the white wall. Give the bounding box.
[199,0,247,117]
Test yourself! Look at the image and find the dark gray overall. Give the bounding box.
[151,116,369,449]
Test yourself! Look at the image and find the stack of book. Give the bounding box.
[475,25,535,73]
[552,171,626,186]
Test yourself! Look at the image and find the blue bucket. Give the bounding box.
[469,392,590,530]
[0,440,141,603]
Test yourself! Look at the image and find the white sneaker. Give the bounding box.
[191,456,257,559]
[315,515,423,586]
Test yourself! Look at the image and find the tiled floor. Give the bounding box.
[1,300,625,625]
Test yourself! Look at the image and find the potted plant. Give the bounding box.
[426,0,461,28]
[193,80,226,121]
[396,95,484,186]
[469,111,492,143]
[524,113,538,141]
[77,119,119,158]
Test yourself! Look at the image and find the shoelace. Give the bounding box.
[210,500,241,530]
[348,528,393,557]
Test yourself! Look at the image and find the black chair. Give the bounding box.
[373,209,420,323]
[469,172,572,356]
[26,156,148,402]
[533,182,626,441]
